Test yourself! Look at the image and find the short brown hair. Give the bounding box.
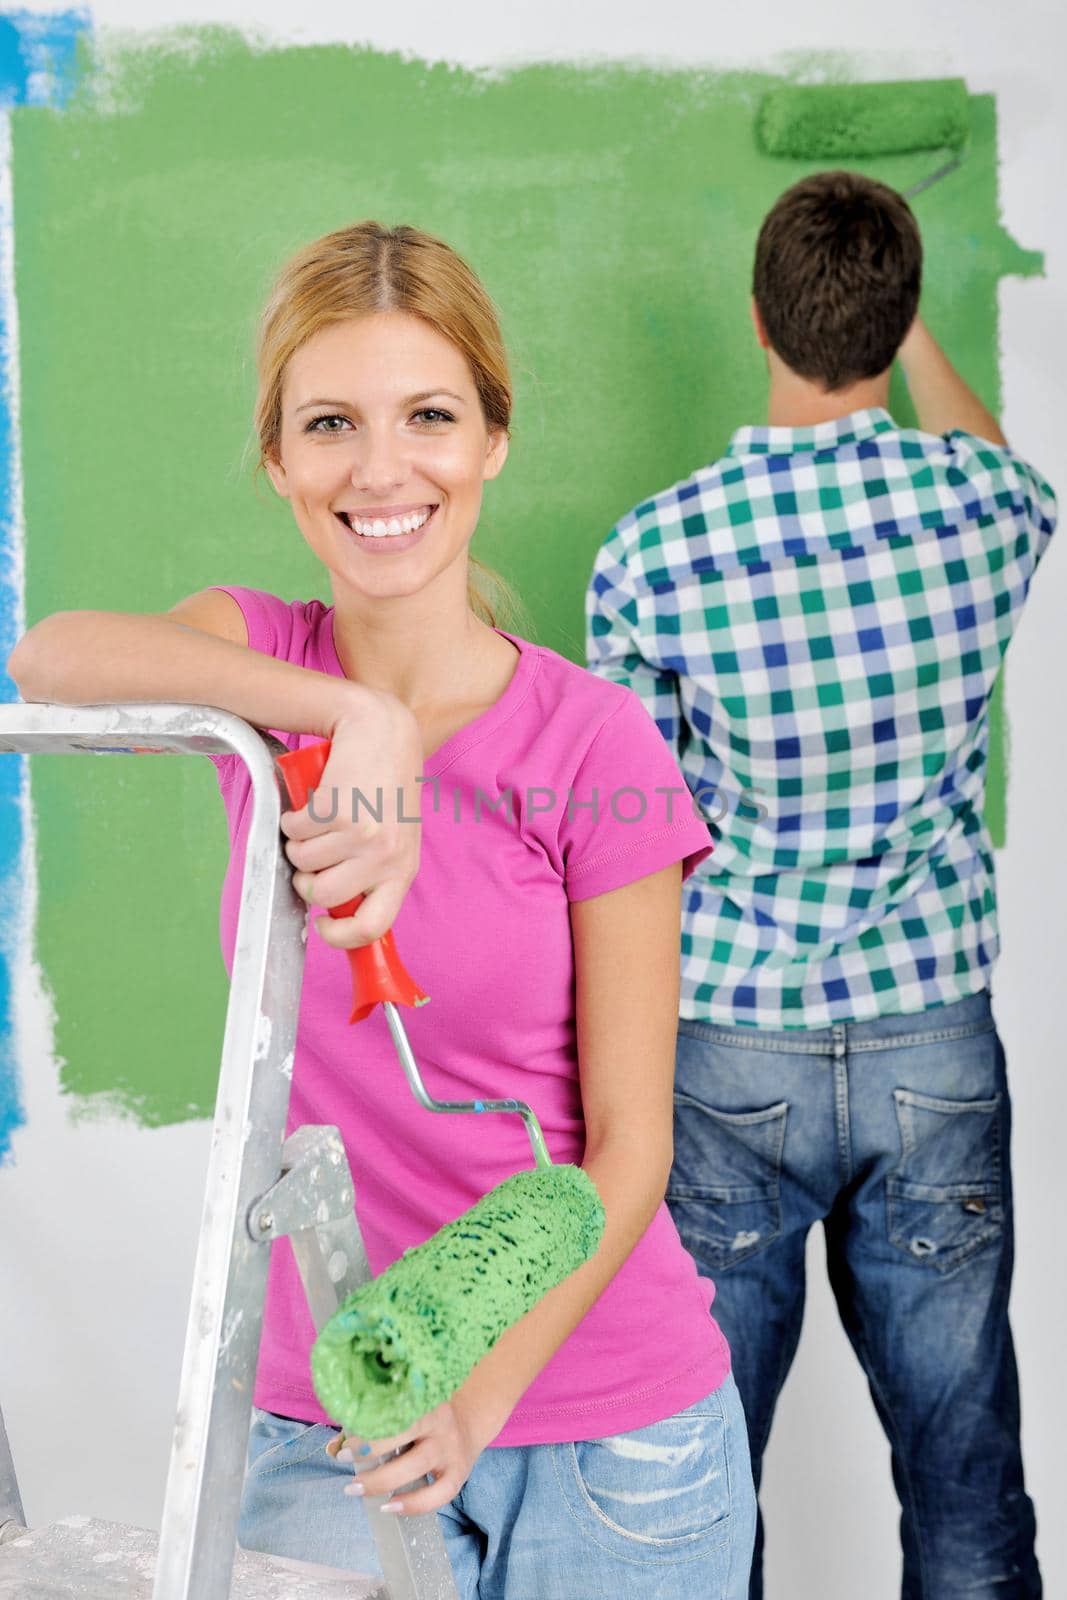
[254,221,517,627]
[752,171,922,391]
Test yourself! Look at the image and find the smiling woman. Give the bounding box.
[253,222,514,626]
[8,220,753,1598]
[265,312,508,603]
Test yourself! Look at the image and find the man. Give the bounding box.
[585,170,1055,1599]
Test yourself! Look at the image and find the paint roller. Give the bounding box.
[757,78,970,197]
[277,740,606,1439]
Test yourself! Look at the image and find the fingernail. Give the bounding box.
[381,1501,403,1515]
[358,1444,372,1456]
[336,1448,354,1464]
[344,1481,365,1497]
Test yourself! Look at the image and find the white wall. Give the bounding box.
[2,5,1064,1597]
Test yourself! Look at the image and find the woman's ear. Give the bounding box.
[265,456,290,498]
[483,429,509,483]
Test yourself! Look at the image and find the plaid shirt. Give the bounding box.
[586,408,1057,1028]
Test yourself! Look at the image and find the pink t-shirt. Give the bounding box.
[207,586,730,1446]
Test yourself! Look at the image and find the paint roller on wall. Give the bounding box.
[757,78,970,196]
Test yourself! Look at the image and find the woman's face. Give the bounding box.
[267,311,508,607]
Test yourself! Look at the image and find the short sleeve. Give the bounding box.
[945,431,1057,567]
[585,525,687,751]
[201,586,282,788]
[561,689,713,903]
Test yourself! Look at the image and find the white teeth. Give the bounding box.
[347,506,433,538]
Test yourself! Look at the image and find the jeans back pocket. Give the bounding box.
[886,1088,1004,1274]
[667,1096,788,1269]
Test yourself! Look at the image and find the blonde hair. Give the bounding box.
[254,221,521,627]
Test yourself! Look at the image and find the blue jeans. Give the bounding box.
[667,989,1040,1600]
[238,1373,754,1599]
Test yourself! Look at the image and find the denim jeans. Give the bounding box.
[238,1371,755,1599]
[667,988,1040,1600]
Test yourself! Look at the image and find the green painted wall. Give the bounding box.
[13,34,1040,1123]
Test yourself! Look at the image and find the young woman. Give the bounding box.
[10,222,755,1598]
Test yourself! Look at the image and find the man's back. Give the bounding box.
[586,166,1053,1600]
[588,407,1055,1027]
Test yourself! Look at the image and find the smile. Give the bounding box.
[336,504,436,539]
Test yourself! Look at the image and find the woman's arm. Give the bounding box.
[458,859,681,1428]
[7,590,423,947]
[9,589,374,740]
[338,861,683,1511]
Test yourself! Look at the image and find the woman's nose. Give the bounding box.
[351,431,407,495]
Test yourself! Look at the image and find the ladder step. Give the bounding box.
[0,1517,387,1598]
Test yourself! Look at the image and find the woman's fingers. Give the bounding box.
[310,882,409,950]
[377,1476,454,1517]
[338,1411,434,1459]
[284,829,357,873]
[285,812,417,940]
[278,697,423,947]
[325,1404,469,1516]
[343,1442,438,1500]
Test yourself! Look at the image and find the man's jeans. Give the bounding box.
[667,989,1040,1600]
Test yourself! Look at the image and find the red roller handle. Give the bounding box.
[276,739,429,1024]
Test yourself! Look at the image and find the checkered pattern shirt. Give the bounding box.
[586,408,1056,1028]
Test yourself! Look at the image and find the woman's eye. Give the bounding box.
[305,414,352,434]
[412,408,455,427]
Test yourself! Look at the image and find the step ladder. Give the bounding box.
[0,703,460,1600]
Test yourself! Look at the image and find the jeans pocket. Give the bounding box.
[666,1096,788,1268]
[246,1410,336,1476]
[886,1088,1004,1274]
[559,1397,732,1552]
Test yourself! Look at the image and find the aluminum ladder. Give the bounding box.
[0,702,459,1600]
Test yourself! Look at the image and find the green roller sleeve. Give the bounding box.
[757,79,969,160]
[311,1163,605,1439]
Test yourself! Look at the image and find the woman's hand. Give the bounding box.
[325,1390,497,1516]
[281,689,423,949]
